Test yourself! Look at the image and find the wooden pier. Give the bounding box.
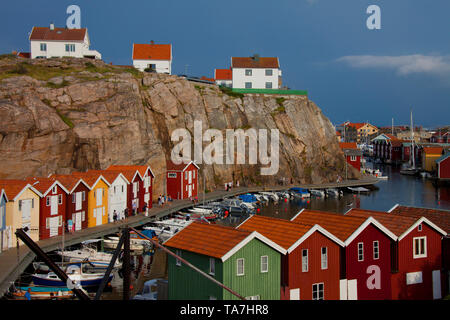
[0,177,378,297]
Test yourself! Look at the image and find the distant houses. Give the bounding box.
[132,41,172,74]
[230,55,282,89]
[214,68,232,87]
[339,142,362,172]
[29,23,101,60]
[166,161,199,200]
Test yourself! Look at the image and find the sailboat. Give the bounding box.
[400,109,419,176]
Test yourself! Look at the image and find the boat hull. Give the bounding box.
[32,274,112,287]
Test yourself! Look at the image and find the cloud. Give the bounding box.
[336,54,450,76]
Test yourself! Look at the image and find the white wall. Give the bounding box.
[232,68,281,89]
[30,36,101,59]
[108,178,128,221]
[215,79,232,87]
[133,59,172,74]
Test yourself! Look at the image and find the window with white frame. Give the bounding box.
[321,247,328,270]
[46,196,50,206]
[245,69,252,76]
[65,44,75,52]
[301,249,308,272]
[413,237,427,258]
[312,283,324,300]
[350,155,357,161]
[265,82,272,89]
[40,43,47,51]
[245,82,252,89]
[52,186,57,194]
[209,257,215,275]
[261,255,268,273]
[373,241,379,260]
[358,242,364,261]
[58,194,62,205]
[265,69,273,76]
[418,224,422,232]
[237,258,245,276]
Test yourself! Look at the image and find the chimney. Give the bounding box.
[50,23,55,30]
[252,54,260,62]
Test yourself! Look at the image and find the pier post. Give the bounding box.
[122,227,130,300]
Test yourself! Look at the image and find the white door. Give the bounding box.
[74,212,81,231]
[50,195,58,215]
[347,279,358,300]
[290,288,300,300]
[188,185,192,197]
[21,199,32,232]
[339,279,348,300]
[75,192,82,211]
[432,270,442,299]
[188,171,192,184]
[95,208,102,226]
[49,216,59,237]
[133,182,138,198]
[96,189,103,206]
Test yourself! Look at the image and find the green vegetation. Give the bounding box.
[0,53,16,60]
[55,109,74,128]
[46,80,70,88]
[276,97,286,107]
[219,86,244,99]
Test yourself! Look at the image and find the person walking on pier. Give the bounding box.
[113,210,118,223]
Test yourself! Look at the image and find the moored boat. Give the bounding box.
[10,286,75,300]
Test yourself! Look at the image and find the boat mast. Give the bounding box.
[410,109,415,169]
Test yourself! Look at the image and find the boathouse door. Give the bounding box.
[49,216,59,237]
[21,199,32,233]
[290,288,300,300]
[74,212,82,231]
[95,208,102,226]
[432,270,442,299]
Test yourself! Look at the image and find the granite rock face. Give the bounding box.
[0,57,358,198]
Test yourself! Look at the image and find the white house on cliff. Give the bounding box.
[132,41,172,74]
[29,24,102,60]
[231,55,282,89]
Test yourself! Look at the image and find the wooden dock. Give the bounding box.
[0,177,378,297]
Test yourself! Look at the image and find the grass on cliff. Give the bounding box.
[55,109,74,128]
[0,61,77,81]
[219,86,244,99]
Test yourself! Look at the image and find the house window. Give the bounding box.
[46,197,50,206]
[245,69,252,76]
[185,172,188,180]
[413,237,427,258]
[245,82,252,89]
[19,200,22,211]
[358,243,364,261]
[265,69,273,76]
[312,283,324,300]
[237,258,245,276]
[176,250,182,266]
[265,82,272,89]
[301,249,308,272]
[261,255,268,273]
[65,44,75,52]
[52,186,57,194]
[321,247,328,270]
[209,257,215,275]
[418,224,422,232]
[350,156,357,161]
[82,191,85,201]
[58,194,63,205]
[40,43,47,51]
[373,241,379,260]
[72,194,76,203]
[168,173,177,178]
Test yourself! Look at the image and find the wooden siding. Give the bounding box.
[222,238,281,300]
[391,223,443,300]
[66,183,89,231]
[38,185,67,240]
[283,232,341,300]
[346,224,392,300]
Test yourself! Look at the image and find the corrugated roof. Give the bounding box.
[0,179,38,200]
[291,209,366,242]
[164,222,252,259]
[389,205,450,234]
[231,57,279,69]
[30,27,87,41]
[132,43,172,61]
[237,215,315,250]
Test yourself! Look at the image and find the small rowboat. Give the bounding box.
[11,286,75,300]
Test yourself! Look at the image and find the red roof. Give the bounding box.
[132,43,172,61]
[339,142,358,150]
[166,160,198,172]
[215,68,232,80]
[231,57,279,69]
[30,27,87,41]
[25,177,68,196]
[200,76,215,82]
[389,205,450,234]
[164,222,252,259]
[17,52,30,58]
[106,165,153,178]
[50,174,89,193]
[422,147,443,155]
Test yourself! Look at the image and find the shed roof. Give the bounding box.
[215,68,232,80]
[132,43,172,61]
[388,205,450,235]
[0,179,42,200]
[30,27,87,41]
[231,57,279,69]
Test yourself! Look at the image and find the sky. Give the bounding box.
[1,0,450,128]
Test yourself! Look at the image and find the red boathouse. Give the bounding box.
[166,161,199,200]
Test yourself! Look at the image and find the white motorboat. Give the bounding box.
[188,207,213,214]
[32,264,113,287]
[260,192,279,202]
[103,237,148,253]
[326,189,340,197]
[144,218,192,242]
[420,172,431,179]
[347,187,370,193]
[56,241,121,268]
[133,278,168,300]
[310,189,325,197]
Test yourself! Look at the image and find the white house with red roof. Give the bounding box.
[231,55,282,89]
[132,41,172,74]
[29,23,101,60]
[214,68,232,87]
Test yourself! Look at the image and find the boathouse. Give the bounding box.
[0,180,42,249]
[51,174,90,232]
[71,172,110,228]
[436,153,450,180]
[165,222,285,300]
[237,215,345,300]
[0,189,8,253]
[132,41,172,74]
[107,165,154,213]
[421,147,443,172]
[26,177,69,240]
[166,161,199,200]
[348,208,447,300]
[292,209,397,300]
[339,142,362,172]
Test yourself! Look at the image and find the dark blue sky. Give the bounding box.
[2,0,450,128]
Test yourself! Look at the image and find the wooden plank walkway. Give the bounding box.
[0,177,378,297]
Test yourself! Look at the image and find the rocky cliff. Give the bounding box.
[0,57,358,198]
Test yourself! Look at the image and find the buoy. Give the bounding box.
[284,198,288,203]
[307,200,310,204]
[257,208,260,213]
